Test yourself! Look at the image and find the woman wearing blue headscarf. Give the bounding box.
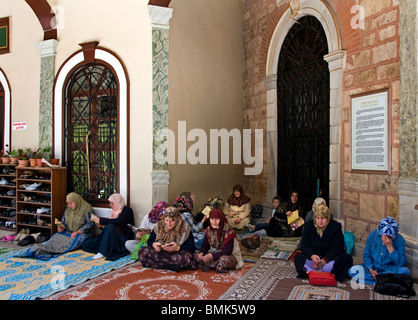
[348,217,411,284]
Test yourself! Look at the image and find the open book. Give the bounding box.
[202,206,212,217]
[127,223,149,233]
[287,210,304,230]
[55,218,65,228]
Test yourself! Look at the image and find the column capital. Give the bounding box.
[148,5,173,29]
[36,39,59,58]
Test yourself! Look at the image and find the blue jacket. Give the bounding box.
[363,229,407,273]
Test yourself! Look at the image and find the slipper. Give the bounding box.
[2,234,16,242]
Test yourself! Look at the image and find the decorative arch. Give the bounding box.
[263,0,345,216]
[54,45,129,216]
[0,68,11,151]
[25,0,57,40]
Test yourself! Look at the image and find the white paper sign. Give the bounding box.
[12,121,27,131]
[351,91,389,172]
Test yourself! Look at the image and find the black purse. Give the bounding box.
[374,273,416,298]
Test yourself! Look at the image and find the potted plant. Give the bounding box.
[0,149,10,164]
[9,149,19,164]
[17,148,29,167]
[28,147,39,167]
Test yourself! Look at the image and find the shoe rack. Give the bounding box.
[2,165,67,237]
[0,163,17,231]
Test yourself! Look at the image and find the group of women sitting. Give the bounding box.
[17,184,412,283]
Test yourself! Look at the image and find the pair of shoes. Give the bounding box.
[18,235,35,246]
[14,228,30,242]
[92,252,105,260]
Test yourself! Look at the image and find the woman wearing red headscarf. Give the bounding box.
[196,209,244,273]
[224,184,251,231]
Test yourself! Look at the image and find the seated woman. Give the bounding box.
[82,193,134,261]
[267,190,306,237]
[196,208,244,273]
[137,206,197,272]
[195,195,225,230]
[348,217,411,285]
[125,200,168,254]
[15,192,95,260]
[174,192,207,249]
[223,184,251,231]
[294,204,353,282]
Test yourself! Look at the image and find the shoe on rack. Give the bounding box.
[25,183,42,191]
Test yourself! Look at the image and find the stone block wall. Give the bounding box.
[242,0,401,245]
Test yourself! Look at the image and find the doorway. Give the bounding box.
[276,16,330,207]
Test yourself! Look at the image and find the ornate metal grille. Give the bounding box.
[277,16,329,207]
[64,63,118,205]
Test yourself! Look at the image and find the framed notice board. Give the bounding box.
[0,17,10,55]
[350,89,390,173]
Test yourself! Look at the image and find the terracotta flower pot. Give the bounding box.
[1,157,10,164]
[18,159,30,167]
[9,157,18,164]
[29,158,37,167]
[36,158,45,167]
[50,158,60,165]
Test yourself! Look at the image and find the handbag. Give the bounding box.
[307,270,337,287]
[374,273,416,298]
[240,234,260,250]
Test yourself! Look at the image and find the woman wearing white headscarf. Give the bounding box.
[81,193,135,261]
[348,217,410,284]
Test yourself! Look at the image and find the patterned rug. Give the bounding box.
[0,249,134,300]
[45,262,253,300]
[219,258,417,300]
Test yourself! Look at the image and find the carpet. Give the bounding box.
[45,262,253,300]
[219,258,417,300]
[0,249,134,300]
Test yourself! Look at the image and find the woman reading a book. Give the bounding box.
[294,204,353,282]
[137,206,197,272]
[267,190,306,237]
[16,192,95,260]
[81,193,135,260]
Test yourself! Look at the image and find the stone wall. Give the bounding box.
[243,0,401,245]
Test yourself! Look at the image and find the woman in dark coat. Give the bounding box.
[82,193,134,261]
[294,204,353,282]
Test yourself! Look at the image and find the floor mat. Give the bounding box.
[45,262,253,300]
[219,258,417,300]
[0,249,134,300]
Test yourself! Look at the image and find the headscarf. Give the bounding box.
[205,208,236,250]
[108,193,126,219]
[313,204,331,238]
[227,184,251,207]
[65,192,93,232]
[148,201,169,223]
[154,206,190,245]
[173,192,195,212]
[312,197,326,211]
[378,217,399,238]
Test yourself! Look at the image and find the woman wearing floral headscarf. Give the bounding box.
[196,209,244,273]
[137,206,197,272]
[174,192,207,249]
[125,201,168,253]
[349,217,411,284]
[82,193,135,261]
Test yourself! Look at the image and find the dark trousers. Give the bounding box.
[294,252,353,282]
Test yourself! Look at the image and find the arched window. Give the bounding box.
[63,62,119,206]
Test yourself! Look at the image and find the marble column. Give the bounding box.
[148,5,173,204]
[36,39,58,150]
[399,0,418,278]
